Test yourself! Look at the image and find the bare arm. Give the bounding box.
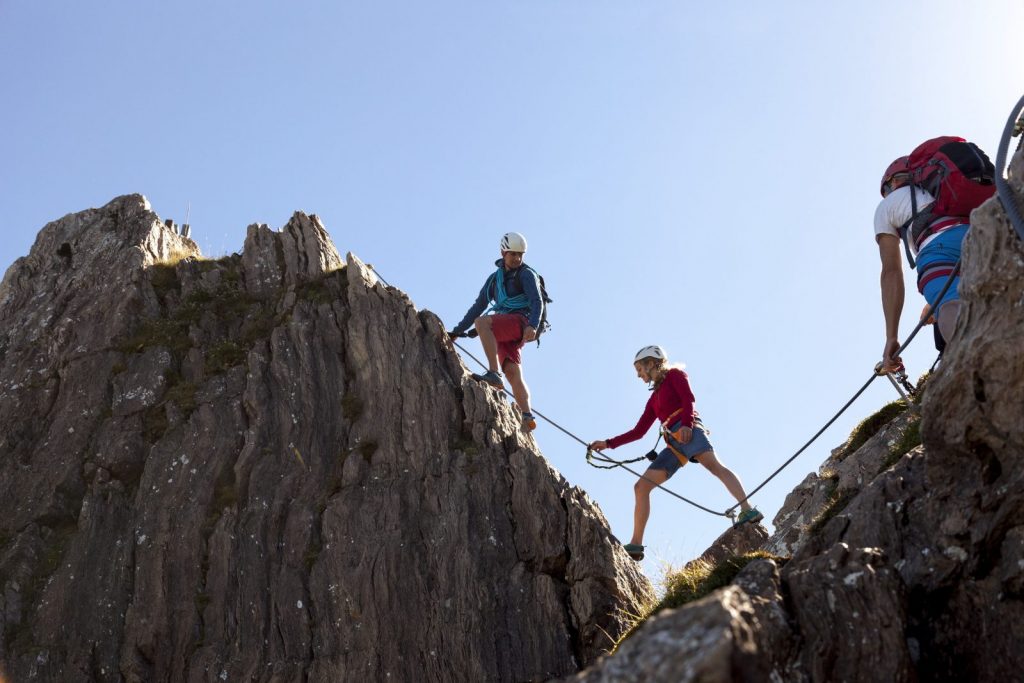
[877,234,904,370]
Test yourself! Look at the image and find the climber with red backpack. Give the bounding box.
[587,346,762,561]
[875,136,996,372]
[447,232,550,433]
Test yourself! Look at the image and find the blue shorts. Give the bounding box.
[917,225,967,316]
[648,421,715,476]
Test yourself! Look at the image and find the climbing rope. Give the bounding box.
[443,333,731,516]
[720,258,962,514]
[368,265,733,518]
[364,218,964,521]
[995,92,1024,241]
[584,447,654,470]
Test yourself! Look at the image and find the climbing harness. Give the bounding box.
[996,92,1024,241]
[660,409,697,466]
[586,446,734,519]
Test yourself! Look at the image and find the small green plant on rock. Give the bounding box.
[613,551,784,652]
[452,436,481,457]
[835,399,907,461]
[879,418,922,472]
[149,264,180,297]
[165,381,198,415]
[296,277,335,305]
[143,404,169,443]
[206,341,247,374]
[912,371,933,404]
[808,487,856,534]
[341,393,363,421]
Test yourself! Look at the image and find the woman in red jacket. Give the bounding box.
[589,345,762,561]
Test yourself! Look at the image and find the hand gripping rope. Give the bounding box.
[874,361,918,404]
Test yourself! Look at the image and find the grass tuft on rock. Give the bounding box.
[835,399,907,461]
[341,393,363,421]
[206,340,247,374]
[165,381,198,415]
[808,487,856,534]
[879,418,922,472]
[296,277,335,305]
[613,551,783,652]
[149,264,180,297]
[143,404,169,443]
[912,371,933,404]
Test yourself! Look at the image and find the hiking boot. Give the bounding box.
[733,507,764,528]
[471,370,503,389]
[521,411,537,433]
[623,543,645,561]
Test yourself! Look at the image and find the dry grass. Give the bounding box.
[612,550,783,653]
[834,399,907,461]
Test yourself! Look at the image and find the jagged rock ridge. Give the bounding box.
[568,153,1024,682]
[0,195,652,682]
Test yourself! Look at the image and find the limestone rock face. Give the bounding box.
[0,196,652,682]
[570,151,1024,681]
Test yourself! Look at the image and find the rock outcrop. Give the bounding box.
[0,195,652,682]
[566,152,1024,681]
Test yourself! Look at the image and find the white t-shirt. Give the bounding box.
[873,185,936,256]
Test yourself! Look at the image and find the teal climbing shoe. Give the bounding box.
[471,370,503,389]
[623,543,645,561]
[733,508,764,528]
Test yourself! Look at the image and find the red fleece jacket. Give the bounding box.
[606,368,697,449]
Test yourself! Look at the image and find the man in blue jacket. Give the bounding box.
[449,232,544,433]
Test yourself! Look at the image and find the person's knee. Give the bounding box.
[634,478,654,496]
[503,360,522,380]
[696,453,719,472]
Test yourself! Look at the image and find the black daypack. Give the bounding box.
[531,269,553,345]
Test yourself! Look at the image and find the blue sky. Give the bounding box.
[2,1,1022,575]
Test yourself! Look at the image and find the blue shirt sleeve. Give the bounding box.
[519,268,543,329]
[451,274,494,335]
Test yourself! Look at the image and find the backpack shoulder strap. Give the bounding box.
[899,186,921,269]
[521,265,552,302]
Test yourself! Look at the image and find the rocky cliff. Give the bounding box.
[0,195,653,682]
[568,153,1024,682]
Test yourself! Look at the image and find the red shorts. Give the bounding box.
[490,313,527,367]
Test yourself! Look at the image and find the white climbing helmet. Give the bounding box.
[500,232,528,253]
[634,345,667,364]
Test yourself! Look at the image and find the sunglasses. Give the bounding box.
[882,174,910,197]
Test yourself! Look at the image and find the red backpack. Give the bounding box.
[900,136,995,267]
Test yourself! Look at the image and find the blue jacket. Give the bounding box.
[452,260,544,335]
